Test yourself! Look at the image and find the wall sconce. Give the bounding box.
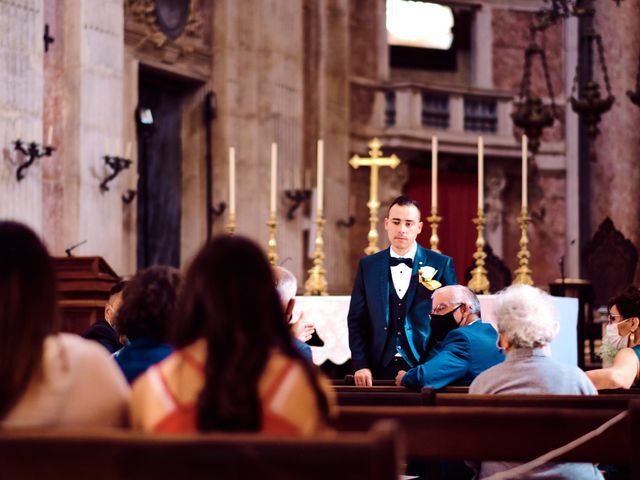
[100,154,132,193]
[14,131,54,181]
[283,189,311,220]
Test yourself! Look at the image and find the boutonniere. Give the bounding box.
[418,266,441,291]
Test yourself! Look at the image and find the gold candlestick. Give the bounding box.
[304,212,328,295]
[225,213,236,235]
[513,206,534,285]
[266,214,278,266]
[427,206,442,253]
[468,208,490,294]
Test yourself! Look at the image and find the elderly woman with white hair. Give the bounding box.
[470,284,602,479]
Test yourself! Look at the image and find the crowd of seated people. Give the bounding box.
[3,219,640,479]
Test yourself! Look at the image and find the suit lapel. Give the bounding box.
[376,248,390,326]
[404,244,427,310]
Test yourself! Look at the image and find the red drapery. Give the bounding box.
[405,165,477,282]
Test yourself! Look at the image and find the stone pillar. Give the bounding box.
[471,5,493,89]
[62,0,126,271]
[592,0,640,280]
[0,0,44,234]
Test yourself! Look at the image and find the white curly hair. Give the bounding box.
[494,284,559,348]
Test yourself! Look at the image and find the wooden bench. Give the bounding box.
[0,422,401,480]
[334,401,640,475]
[333,386,466,406]
[434,393,640,410]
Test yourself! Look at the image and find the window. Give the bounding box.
[464,97,497,133]
[386,0,454,50]
[422,92,449,128]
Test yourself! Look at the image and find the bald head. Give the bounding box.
[273,266,297,308]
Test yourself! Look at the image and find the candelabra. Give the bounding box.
[427,207,442,253]
[99,155,132,193]
[266,213,278,265]
[283,189,311,220]
[14,139,54,181]
[513,207,534,285]
[304,212,328,295]
[468,209,490,294]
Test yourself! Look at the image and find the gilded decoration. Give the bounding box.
[127,0,202,55]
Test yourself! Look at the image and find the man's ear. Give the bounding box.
[285,298,296,321]
[416,220,423,234]
[104,303,112,323]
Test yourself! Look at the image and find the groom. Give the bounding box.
[347,196,457,385]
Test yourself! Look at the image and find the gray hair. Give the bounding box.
[494,284,559,348]
[273,266,297,305]
[434,285,481,315]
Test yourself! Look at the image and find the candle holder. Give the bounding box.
[266,213,278,265]
[513,206,534,285]
[468,209,490,294]
[304,212,328,295]
[14,140,54,181]
[427,207,442,253]
[99,155,132,193]
[225,212,236,235]
[283,189,311,220]
[364,199,381,255]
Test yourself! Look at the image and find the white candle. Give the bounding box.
[522,134,528,209]
[270,143,278,215]
[125,141,132,159]
[229,147,236,216]
[31,122,37,142]
[103,137,109,156]
[478,136,484,210]
[16,120,22,140]
[317,139,324,214]
[431,136,438,209]
[115,139,121,158]
[46,126,53,146]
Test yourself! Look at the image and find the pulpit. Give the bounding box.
[53,256,120,334]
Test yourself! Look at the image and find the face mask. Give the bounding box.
[603,320,630,350]
[430,304,463,343]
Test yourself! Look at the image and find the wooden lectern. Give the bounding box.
[53,257,120,335]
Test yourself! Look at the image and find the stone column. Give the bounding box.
[0,0,44,234]
[471,5,493,89]
[62,0,126,271]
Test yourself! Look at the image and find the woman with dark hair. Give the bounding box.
[130,235,333,434]
[587,286,640,389]
[0,221,129,428]
[113,266,179,384]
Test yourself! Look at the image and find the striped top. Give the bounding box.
[130,338,333,435]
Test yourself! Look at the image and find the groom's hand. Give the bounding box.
[395,370,406,386]
[354,368,373,386]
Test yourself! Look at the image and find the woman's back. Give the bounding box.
[2,333,129,429]
[130,338,332,435]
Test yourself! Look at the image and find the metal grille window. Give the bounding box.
[421,92,449,128]
[385,90,396,127]
[464,96,497,132]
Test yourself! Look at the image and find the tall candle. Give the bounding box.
[522,134,528,209]
[16,120,22,140]
[229,147,236,216]
[478,136,484,210]
[431,136,438,209]
[270,143,278,215]
[103,137,110,156]
[125,141,132,159]
[46,126,53,146]
[317,139,324,214]
[115,139,121,158]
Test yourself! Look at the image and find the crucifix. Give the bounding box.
[349,137,401,255]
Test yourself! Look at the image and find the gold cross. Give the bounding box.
[349,138,401,255]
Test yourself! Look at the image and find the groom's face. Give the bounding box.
[384,203,423,254]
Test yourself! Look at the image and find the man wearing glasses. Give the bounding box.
[395,284,504,389]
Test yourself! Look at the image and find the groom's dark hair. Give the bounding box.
[387,195,421,217]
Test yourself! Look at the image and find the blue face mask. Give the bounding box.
[429,304,463,343]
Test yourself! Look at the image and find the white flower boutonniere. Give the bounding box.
[418,266,441,291]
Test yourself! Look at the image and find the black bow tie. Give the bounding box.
[390,257,413,268]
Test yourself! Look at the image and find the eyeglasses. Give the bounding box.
[431,302,462,315]
[607,314,629,325]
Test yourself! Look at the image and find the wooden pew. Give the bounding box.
[333,386,467,407]
[0,422,401,480]
[434,393,640,410]
[335,401,640,475]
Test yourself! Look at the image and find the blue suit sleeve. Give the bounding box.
[441,255,458,286]
[401,330,470,389]
[347,259,371,371]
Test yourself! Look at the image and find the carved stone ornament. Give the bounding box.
[127,0,202,52]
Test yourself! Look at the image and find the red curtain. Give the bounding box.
[405,165,477,282]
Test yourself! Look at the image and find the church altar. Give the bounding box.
[295,294,579,367]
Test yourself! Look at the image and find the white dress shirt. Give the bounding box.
[389,243,417,300]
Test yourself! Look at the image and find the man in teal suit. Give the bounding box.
[348,196,457,385]
[396,285,504,389]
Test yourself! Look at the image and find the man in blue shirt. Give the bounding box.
[396,285,504,389]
